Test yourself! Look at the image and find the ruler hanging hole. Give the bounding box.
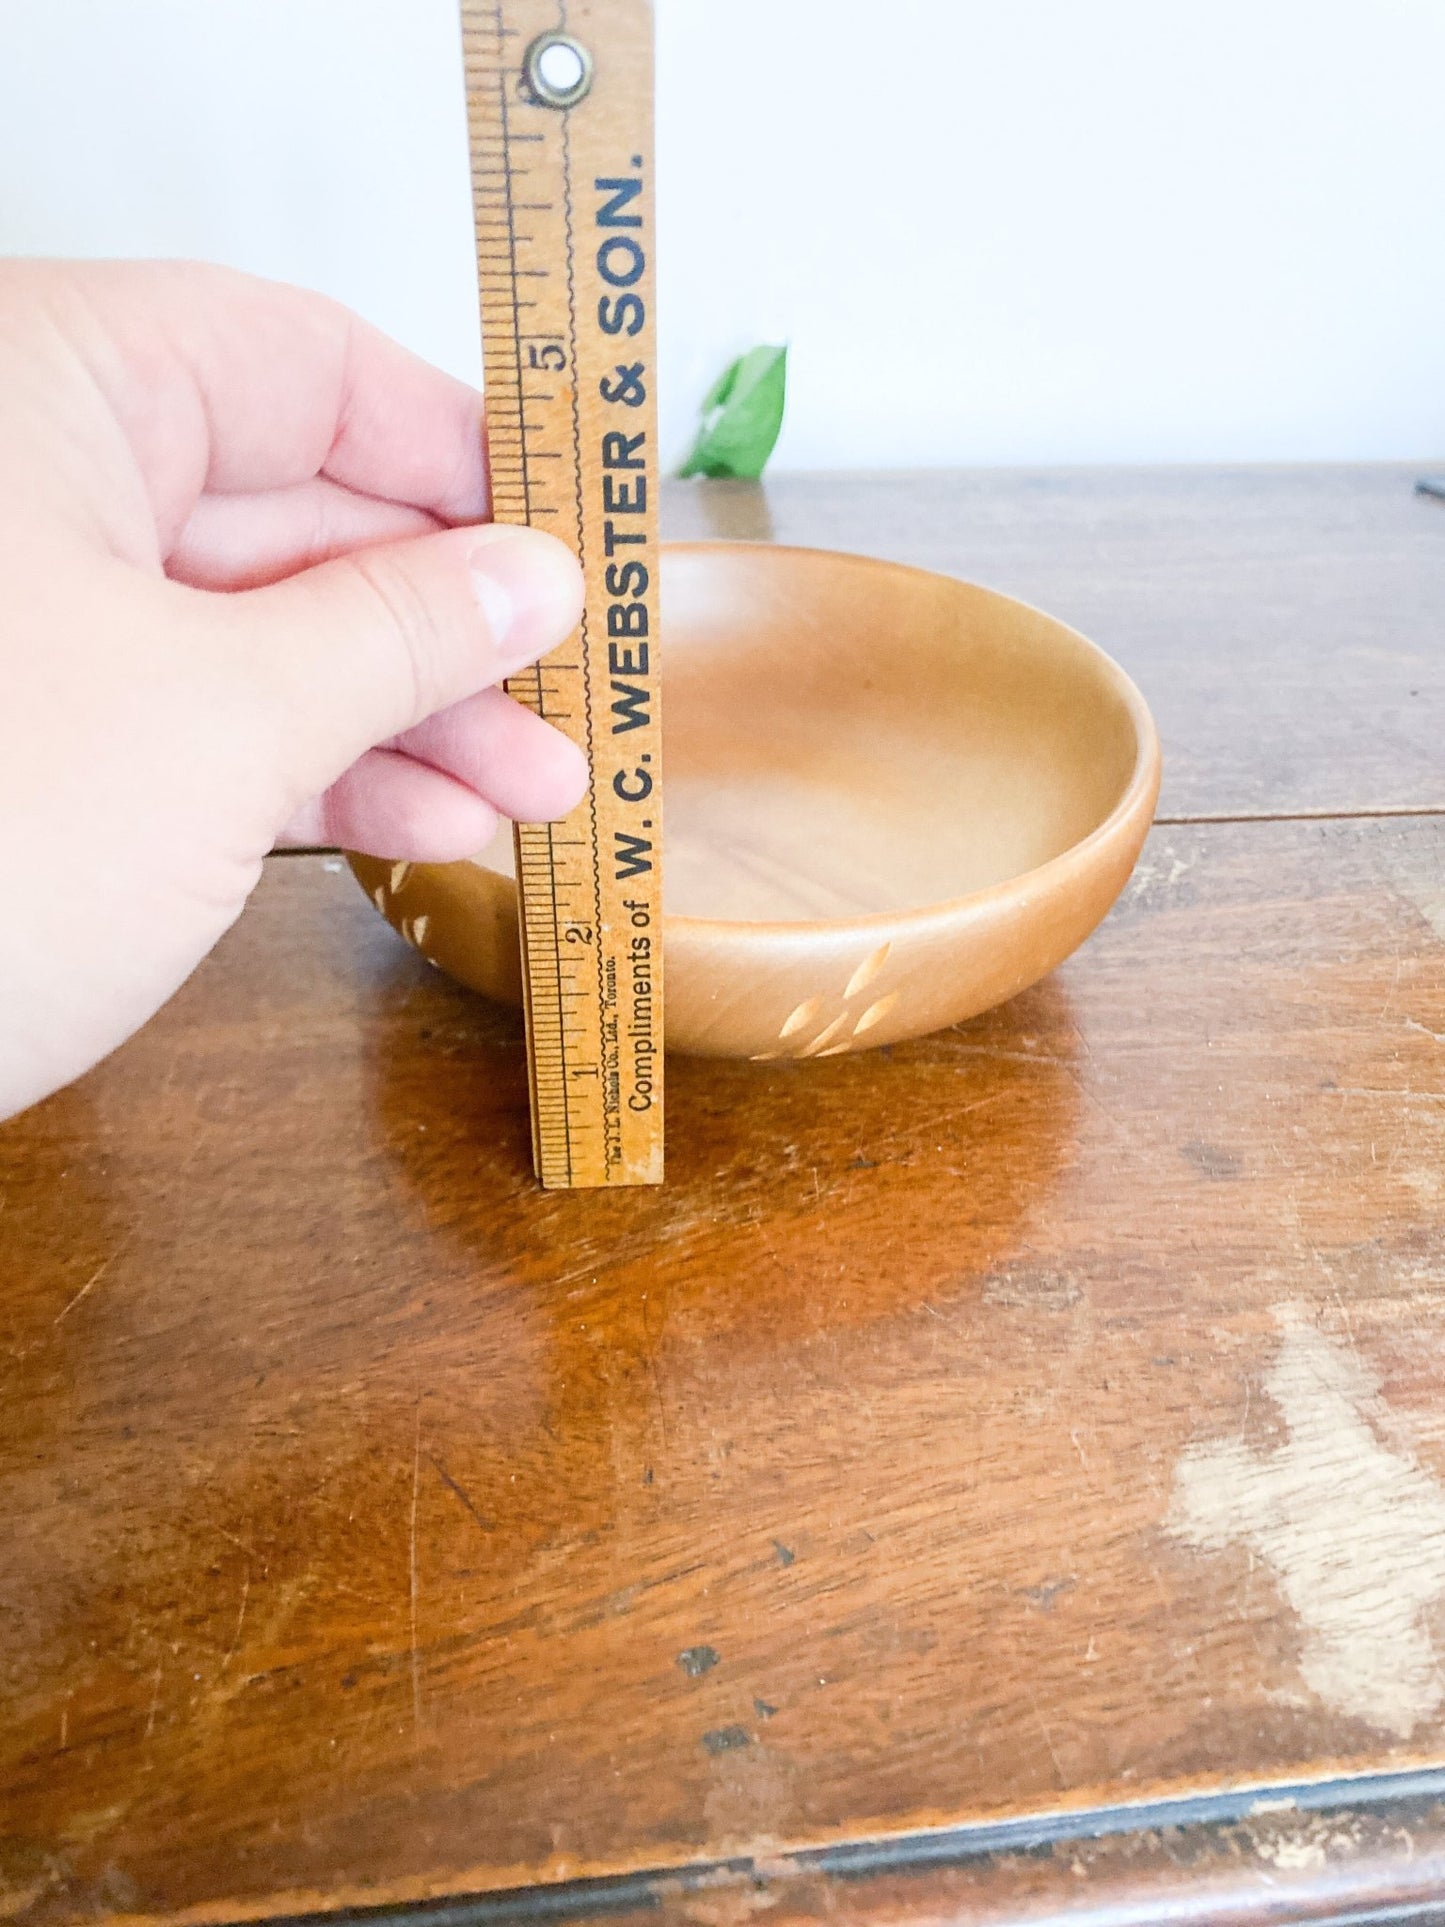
[525,32,594,109]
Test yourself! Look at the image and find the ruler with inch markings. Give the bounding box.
[460,0,663,1187]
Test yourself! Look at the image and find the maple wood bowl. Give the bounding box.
[349,542,1160,1058]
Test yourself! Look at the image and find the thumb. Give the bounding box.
[211,522,583,802]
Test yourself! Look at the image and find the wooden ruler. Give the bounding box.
[460,0,663,1188]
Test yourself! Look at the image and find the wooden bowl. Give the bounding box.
[349,543,1160,1059]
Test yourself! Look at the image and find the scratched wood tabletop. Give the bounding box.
[4,466,1445,1927]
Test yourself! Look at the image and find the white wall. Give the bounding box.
[0,0,1438,470]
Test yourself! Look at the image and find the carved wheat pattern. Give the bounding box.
[752,942,899,1061]
[373,864,435,965]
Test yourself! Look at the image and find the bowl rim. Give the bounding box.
[657,539,1163,941]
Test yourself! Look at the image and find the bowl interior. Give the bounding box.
[480,543,1146,924]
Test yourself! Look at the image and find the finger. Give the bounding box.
[46,262,491,547]
[207,521,583,810]
[279,749,497,861]
[388,686,588,824]
[169,478,443,591]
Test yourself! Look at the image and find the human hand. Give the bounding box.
[0,260,587,1119]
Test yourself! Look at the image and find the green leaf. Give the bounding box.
[697,357,741,416]
[679,344,787,480]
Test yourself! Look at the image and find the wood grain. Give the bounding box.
[407,1780,1445,1927]
[661,466,1445,822]
[8,808,1445,1922]
[467,0,665,1188]
[349,544,1161,1058]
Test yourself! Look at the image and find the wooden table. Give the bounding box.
[5,465,1445,1927]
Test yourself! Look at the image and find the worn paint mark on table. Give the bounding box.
[1169,1303,1445,1737]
